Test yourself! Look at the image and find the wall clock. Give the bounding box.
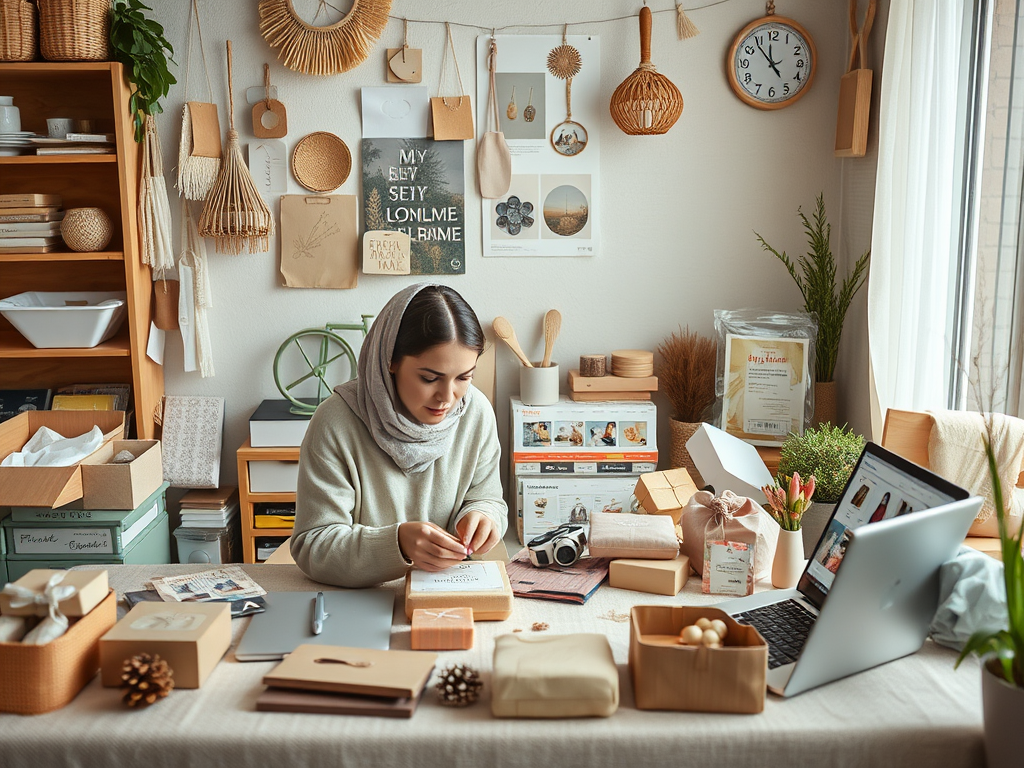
[727,7,816,110]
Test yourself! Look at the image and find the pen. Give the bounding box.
[312,591,328,635]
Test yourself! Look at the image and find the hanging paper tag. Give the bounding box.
[702,540,754,596]
[245,84,278,104]
[363,230,411,275]
[187,102,221,158]
[387,47,423,83]
[247,140,287,200]
[252,99,288,139]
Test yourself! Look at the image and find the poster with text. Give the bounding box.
[477,35,600,257]
[361,138,466,275]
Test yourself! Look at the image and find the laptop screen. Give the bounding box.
[797,442,969,609]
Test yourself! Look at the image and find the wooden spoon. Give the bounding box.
[541,309,561,368]
[492,316,533,367]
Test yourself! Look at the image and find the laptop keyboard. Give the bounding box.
[732,599,817,669]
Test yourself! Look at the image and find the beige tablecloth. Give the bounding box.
[0,563,985,768]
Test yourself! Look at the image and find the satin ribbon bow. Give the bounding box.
[2,572,77,624]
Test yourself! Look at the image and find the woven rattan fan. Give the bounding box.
[292,132,351,193]
[259,0,392,76]
[610,6,683,135]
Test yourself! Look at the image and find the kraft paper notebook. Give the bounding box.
[262,643,437,699]
[255,687,424,718]
[235,590,394,662]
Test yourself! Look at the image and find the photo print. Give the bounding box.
[620,422,648,446]
[561,495,593,524]
[553,421,585,446]
[550,120,588,156]
[522,421,552,447]
[541,174,592,239]
[496,73,546,140]
[585,421,617,447]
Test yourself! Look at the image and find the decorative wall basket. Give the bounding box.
[292,131,351,193]
[258,0,392,76]
[38,0,110,61]
[669,418,704,488]
[610,6,683,135]
[0,0,37,62]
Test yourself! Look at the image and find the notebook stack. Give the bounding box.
[0,194,64,253]
[258,644,437,718]
[31,133,115,156]
[179,487,239,528]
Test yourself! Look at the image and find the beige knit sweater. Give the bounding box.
[290,389,508,588]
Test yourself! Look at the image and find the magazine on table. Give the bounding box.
[149,566,266,602]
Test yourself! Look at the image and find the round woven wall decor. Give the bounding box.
[258,0,392,76]
[292,132,351,192]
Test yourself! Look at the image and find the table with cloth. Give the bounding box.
[0,562,986,768]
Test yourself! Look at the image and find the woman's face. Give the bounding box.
[390,341,479,425]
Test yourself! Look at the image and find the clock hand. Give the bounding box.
[767,43,782,78]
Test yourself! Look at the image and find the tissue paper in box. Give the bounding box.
[609,555,690,596]
[0,568,108,617]
[410,607,474,650]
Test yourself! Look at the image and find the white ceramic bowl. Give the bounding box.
[0,291,128,348]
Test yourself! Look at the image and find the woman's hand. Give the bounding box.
[398,521,467,571]
[455,510,501,557]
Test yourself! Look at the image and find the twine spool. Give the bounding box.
[38,0,110,61]
[669,419,704,488]
[61,207,113,252]
[580,354,606,377]
[0,0,37,61]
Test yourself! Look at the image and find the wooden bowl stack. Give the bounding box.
[611,349,654,378]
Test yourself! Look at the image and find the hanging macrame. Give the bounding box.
[258,0,392,76]
[139,115,175,277]
[177,0,221,201]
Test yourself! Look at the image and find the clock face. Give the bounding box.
[729,17,816,109]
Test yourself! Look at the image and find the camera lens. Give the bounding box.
[553,539,580,566]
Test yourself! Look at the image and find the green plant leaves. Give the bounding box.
[110,0,176,142]
[777,423,864,504]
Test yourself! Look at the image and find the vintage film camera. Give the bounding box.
[527,524,588,567]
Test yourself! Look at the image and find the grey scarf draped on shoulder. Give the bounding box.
[335,282,473,474]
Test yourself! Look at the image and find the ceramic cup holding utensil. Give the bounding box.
[520,362,560,406]
[46,117,74,138]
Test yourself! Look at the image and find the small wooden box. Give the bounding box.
[0,589,117,714]
[404,561,513,621]
[609,555,690,596]
[0,568,109,618]
[630,605,767,713]
[99,601,231,689]
[410,607,474,650]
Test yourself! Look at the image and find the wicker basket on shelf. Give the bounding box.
[38,0,110,61]
[0,0,38,62]
[61,207,114,252]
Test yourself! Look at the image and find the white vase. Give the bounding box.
[771,528,804,589]
[0,96,21,134]
[982,660,1024,768]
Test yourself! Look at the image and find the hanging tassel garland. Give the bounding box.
[676,4,700,40]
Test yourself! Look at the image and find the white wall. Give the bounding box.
[145,0,865,483]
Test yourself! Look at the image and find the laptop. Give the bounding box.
[717,441,980,697]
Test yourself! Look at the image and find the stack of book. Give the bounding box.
[0,194,64,253]
[31,133,115,156]
[248,398,319,447]
[258,644,437,718]
[179,487,240,528]
[567,369,659,402]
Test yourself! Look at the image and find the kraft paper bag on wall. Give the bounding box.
[431,96,475,141]
[280,195,358,289]
[186,102,222,158]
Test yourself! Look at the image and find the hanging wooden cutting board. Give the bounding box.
[835,0,877,157]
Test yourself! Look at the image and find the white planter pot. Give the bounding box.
[771,528,804,589]
[982,660,1024,768]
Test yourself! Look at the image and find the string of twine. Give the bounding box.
[438,21,466,109]
[386,0,732,34]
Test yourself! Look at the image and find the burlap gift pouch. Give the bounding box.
[588,513,680,559]
[492,633,618,718]
[679,490,778,581]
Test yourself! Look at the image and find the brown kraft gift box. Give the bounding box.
[411,607,474,650]
[404,561,513,621]
[633,468,699,525]
[609,555,690,596]
[630,605,767,713]
[0,569,109,618]
[99,601,231,689]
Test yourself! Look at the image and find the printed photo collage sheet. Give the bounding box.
[477,35,601,257]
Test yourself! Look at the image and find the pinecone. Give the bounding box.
[121,653,174,708]
[434,663,483,707]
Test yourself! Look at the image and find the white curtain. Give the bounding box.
[868,0,968,437]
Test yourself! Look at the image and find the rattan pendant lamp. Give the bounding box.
[610,6,683,135]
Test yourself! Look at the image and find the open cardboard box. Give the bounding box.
[82,439,162,510]
[0,411,126,508]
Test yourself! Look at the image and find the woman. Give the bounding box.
[868,492,891,524]
[291,284,508,588]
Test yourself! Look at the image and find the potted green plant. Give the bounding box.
[655,326,717,486]
[777,422,865,546]
[956,434,1024,768]
[110,0,175,143]
[755,194,870,425]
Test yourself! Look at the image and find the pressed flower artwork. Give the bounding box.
[496,196,535,236]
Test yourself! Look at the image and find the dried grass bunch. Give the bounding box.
[656,326,717,422]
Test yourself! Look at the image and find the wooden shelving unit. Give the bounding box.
[0,62,163,438]
[237,439,299,563]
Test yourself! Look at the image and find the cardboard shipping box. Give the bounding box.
[0,411,126,508]
[99,601,231,689]
[634,468,700,525]
[82,440,163,510]
[609,555,690,596]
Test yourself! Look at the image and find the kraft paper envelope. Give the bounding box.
[280,195,358,289]
[263,644,437,699]
[186,102,222,158]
